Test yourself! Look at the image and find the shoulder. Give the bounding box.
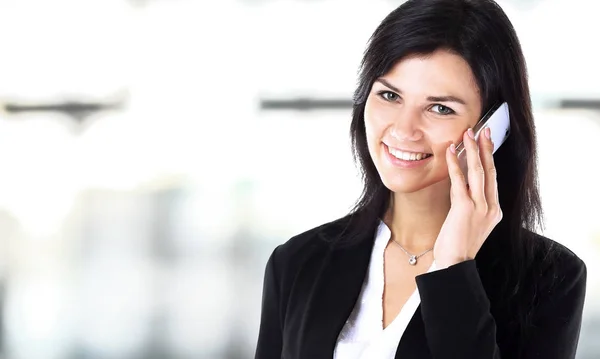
[487,228,586,286]
[527,231,586,294]
[262,212,363,306]
[480,227,586,311]
[268,213,356,269]
[480,229,586,336]
[269,215,352,279]
[515,231,588,345]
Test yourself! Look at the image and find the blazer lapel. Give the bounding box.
[298,219,377,359]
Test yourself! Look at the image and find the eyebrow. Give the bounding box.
[375,78,467,105]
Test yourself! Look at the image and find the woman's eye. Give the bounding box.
[431,104,455,115]
[378,91,399,102]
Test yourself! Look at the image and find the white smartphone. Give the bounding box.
[456,102,510,182]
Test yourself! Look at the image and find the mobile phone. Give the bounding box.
[456,102,510,182]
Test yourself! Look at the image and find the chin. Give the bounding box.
[379,171,449,195]
[381,177,429,194]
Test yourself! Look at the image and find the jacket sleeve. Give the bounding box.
[254,247,283,359]
[416,260,502,358]
[415,258,587,359]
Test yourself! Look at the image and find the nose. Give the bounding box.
[390,107,424,142]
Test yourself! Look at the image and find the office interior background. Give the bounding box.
[0,0,598,358]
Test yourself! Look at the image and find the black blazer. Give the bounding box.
[254,214,587,359]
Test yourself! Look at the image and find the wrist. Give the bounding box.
[435,256,471,269]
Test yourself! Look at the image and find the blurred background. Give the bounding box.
[0,0,598,358]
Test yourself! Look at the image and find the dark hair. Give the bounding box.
[346,0,547,351]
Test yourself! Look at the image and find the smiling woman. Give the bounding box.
[254,0,587,358]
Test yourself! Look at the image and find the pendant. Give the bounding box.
[408,255,417,266]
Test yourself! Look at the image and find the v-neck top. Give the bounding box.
[333,221,438,359]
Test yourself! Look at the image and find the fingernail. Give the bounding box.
[485,127,491,139]
[449,143,456,154]
[467,128,475,139]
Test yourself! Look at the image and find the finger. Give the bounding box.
[479,127,500,210]
[464,128,486,207]
[446,143,469,201]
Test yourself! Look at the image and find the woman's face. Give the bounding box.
[364,49,483,194]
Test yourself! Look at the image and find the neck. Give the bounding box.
[384,179,451,253]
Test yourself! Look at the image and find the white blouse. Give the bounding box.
[333,221,437,359]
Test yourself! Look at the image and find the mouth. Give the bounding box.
[386,145,433,162]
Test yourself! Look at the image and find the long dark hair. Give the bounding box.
[346,0,548,351]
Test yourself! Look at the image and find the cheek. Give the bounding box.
[364,102,383,148]
[364,99,393,141]
[428,131,464,174]
[431,142,451,161]
[428,123,468,153]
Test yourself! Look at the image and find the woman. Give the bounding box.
[255,0,587,358]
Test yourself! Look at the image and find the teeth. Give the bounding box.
[389,147,430,161]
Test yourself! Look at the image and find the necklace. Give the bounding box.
[392,240,433,265]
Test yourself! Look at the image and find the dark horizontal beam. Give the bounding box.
[4,102,117,114]
[559,99,600,110]
[260,98,353,111]
[3,100,124,123]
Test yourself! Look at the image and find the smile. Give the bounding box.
[387,146,433,161]
[383,144,433,169]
